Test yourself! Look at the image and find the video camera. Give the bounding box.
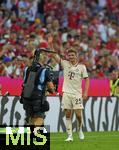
[32,48,56,64]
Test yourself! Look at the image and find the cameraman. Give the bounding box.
[20,48,55,126]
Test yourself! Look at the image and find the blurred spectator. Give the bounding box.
[110,70,119,97]
[2,56,14,77]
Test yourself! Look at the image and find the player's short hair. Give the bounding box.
[67,47,77,55]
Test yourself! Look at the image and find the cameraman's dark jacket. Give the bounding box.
[20,63,52,111]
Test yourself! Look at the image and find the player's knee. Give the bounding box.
[65,112,71,118]
[76,114,81,121]
[66,115,71,119]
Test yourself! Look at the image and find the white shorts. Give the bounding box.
[61,93,84,110]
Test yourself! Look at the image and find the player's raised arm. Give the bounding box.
[48,33,62,64]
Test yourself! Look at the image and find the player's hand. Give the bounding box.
[83,93,88,100]
[48,34,53,44]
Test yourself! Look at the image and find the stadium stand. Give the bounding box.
[0,0,119,94]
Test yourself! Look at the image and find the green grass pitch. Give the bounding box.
[0,128,119,150]
[50,131,119,150]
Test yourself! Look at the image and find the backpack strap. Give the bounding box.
[34,66,45,86]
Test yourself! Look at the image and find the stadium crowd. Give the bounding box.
[0,0,119,79]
